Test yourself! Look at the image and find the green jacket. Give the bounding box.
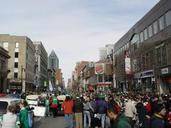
[19,107,29,128]
[117,114,132,128]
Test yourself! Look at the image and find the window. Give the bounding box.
[148,25,153,38]
[3,42,8,51]
[14,62,18,68]
[15,42,19,48]
[140,32,144,42]
[144,28,148,40]
[166,10,171,26]
[153,21,158,34]
[14,73,18,79]
[15,52,19,58]
[131,34,140,50]
[159,16,165,31]
[156,43,167,66]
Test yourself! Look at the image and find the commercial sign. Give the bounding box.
[161,68,169,75]
[125,51,131,74]
[95,63,105,74]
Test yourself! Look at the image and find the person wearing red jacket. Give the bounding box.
[62,96,74,128]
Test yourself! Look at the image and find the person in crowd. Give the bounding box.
[0,105,17,128]
[50,94,58,118]
[136,98,149,128]
[19,100,29,128]
[124,96,136,127]
[107,105,132,128]
[95,95,108,128]
[83,96,94,128]
[73,96,83,128]
[62,95,74,128]
[45,94,50,117]
[151,103,166,128]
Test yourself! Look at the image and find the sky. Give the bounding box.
[0,0,160,84]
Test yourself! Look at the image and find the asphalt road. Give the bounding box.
[34,116,65,128]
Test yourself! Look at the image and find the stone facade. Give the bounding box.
[0,34,35,93]
[0,47,10,92]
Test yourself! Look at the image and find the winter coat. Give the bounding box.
[95,99,107,114]
[73,99,83,113]
[1,112,17,128]
[19,107,29,128]
[111,114,132,128]
[151,113,165,128]
[124,99,136,118]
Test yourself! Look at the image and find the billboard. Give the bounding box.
[125,51,131,74]
[95,63,105,74]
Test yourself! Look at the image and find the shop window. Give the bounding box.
[166,10,171,26]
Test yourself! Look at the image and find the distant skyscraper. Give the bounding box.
[48,50,59,70]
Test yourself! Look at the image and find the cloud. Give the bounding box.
[0,0,160,82]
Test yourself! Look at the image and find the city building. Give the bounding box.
[0,34,35,93]
[113,0,171,93]
[33,41,48,91]
[0,47,10,93]
[71,61,89,93]
[48,50,59,70]
[48,50,59,91]
[55,68,64,93]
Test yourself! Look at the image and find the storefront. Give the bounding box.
[134,70,155,93]
[160,66,171,93]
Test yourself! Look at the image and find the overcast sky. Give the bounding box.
[0,0,159,84]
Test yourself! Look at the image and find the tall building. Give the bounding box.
[113,0,171,93]
[0,34,35,93]
[48,50,59,70]
[48,50,59,91]
[0,47,10,92]
[33,41,48,91]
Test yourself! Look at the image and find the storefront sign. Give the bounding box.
[125,51,131,74]
[161,68,169,74]
[95,63,105,74]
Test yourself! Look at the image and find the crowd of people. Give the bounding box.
[60,93,171,128]
[0,92,171,128]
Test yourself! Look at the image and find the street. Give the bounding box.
[34,116,65,128]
